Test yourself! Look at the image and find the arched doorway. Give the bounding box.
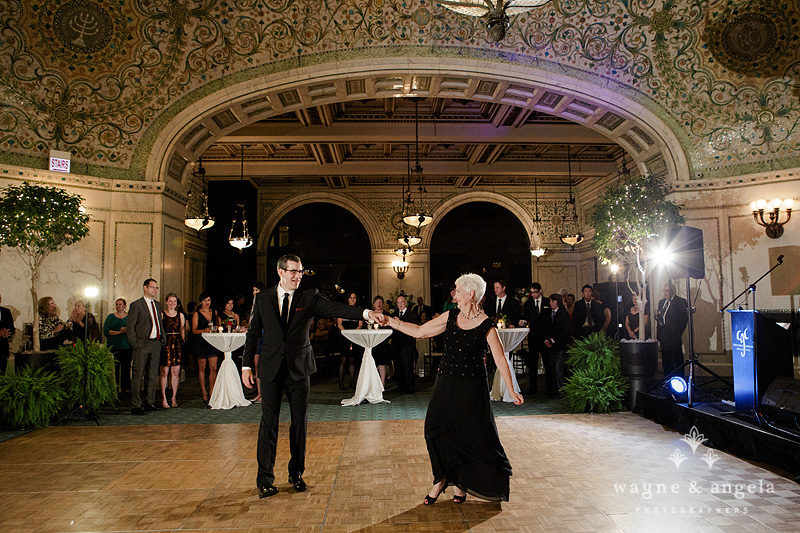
[265,203,371,302]
[429,202,531,311]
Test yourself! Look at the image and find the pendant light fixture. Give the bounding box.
[184,157,215,231]
[229,145,253,251]
[398,143,422,246]
[392,247,410,279]
[559,146,584,249]
[529,179,546,258]
[402,98,433,229]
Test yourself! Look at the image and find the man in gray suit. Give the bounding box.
[126,278,165,415]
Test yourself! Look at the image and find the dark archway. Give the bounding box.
[429,202,531,311]
[266,203,371,303]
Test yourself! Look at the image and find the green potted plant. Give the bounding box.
[0,366,66,429]
[0,181,90,353]
[56,341,117,413]
[590,172,683,409]
[562,332,628,413]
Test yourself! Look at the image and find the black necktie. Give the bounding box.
[535,300,539,315]
[497,299,502,314]
[281,293,289,327]
[551,309,556,322]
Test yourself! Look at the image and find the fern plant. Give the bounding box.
[562,332,628,413]
[0,366,66,429]
[56,341,118,411]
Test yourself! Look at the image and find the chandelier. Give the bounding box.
[529,179,546,258]
[392,248,410,279]
[438,0,552,42]
[397,144,423,247]
[184,157,215,231]
[559,146,584,249]
[402,98,433,228]
[229,145,253,251]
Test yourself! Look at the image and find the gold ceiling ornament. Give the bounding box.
[438,0,552,42]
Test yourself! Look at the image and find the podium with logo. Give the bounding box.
[727,310,793,411]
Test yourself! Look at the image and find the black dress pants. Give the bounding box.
[393,344,416,393]
[257,359,310,487]
[660,338,685,379]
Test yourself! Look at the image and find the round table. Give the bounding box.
[201,332,251,409]
[340,329,393,406]
[490,328,528,403]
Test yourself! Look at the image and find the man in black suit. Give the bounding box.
[391,294,420,393]
[522,282,549,393]
[544,293,572,397]
[412,296,433,323]
[656,283,688,378]
[0,292,15,373]
[485,280,522,327]
[126,279,166,415]
[571,284,607,339]
[242,254,384,499]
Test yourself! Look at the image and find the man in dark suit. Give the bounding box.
[242,254,384,499]
[126,279,166,415]
[571,284,607,339]
[656,283,688,378]
[544,293,571,397]
[411,296,433,323]
[485,279,522,327]
[0,292,15,373]
[391,295,420,393]
[522,282,549,393]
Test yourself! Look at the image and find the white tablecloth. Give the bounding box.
[490,328,528,403]
[202,332,251,409]
[340,329,393,406]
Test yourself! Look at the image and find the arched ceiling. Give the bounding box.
[1,0,798,183]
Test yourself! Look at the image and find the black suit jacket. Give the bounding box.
[390,308,419,350]
[523,297,550,342]
[0,306,15,357]
[126,297,166,350]
[547,307,572,351]
[485,295,522,326]
[412,304,433,320]
[656,296,688,342]
[243,287,365,381]
[571,298,606,333]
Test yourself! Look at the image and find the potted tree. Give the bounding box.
[0,181,90,354]
[590,172,683,409]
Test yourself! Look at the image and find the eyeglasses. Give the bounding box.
[282,269,304,275]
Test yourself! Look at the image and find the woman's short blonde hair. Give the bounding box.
[455,273,486,304]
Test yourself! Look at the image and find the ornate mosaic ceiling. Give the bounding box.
[0,0,798,181]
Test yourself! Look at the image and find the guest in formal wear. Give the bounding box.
[192,292,220,403]
[0,292,15,373]
[391,294,419,393]
[309,317,330,371]
[624,293,651,340]
[38,297,70,350]
[387,273,523,504]
[126,279,166,415]
[241,254,384,498]
[522,282,549,393]
[371,295,392,386]
[592,288,613,336]
[337,291,364,390]
[544,293,572,397]
[67,301,100,343]
[571,284,606,339]
[485,280,522,326]
[413,297,434,323]
[104,298,132,392]
[442,285,458,313]
[220,298,240,331]
[564,293,576,322]
[656,283,688,378]
[160,293,185,408]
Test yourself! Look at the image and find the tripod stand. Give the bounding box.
[646,276,732,407]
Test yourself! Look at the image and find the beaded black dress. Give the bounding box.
[424,308,512,502]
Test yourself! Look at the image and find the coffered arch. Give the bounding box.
[153,57,690,189]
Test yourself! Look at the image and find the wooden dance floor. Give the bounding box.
[2,412,800,532]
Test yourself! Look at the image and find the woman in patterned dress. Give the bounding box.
[160,292,185,408]
[387,273,523,504]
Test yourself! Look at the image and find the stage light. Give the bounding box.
[652,246,674,266]
[610,264,619,274]
[668,376,687,395]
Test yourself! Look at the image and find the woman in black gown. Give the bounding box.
[387,273,523,504]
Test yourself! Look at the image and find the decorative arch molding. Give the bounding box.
[421,191,534,248]
[148,56,690,187]
[258,192,382,253]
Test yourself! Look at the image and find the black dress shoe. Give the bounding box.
[131,407,146,415]
[288,474,307,492]
[143,403,161,411]
[258,484,278,498]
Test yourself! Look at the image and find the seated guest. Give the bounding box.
[104,298,132,392]
[38,296,71,350]
[67,300,100,343]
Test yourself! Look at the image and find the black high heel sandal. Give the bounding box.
[453,492,467,504]
[423,484,445,505]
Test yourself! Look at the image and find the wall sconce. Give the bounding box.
[392,249,410,279]
[750,198,793,238]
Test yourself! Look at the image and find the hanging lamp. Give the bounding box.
[529,179,546,258]
[398,143,422,246]
[559,146,584,249]
[229,145,253,251]
[184,157,215,231]
[402,98,433,228]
